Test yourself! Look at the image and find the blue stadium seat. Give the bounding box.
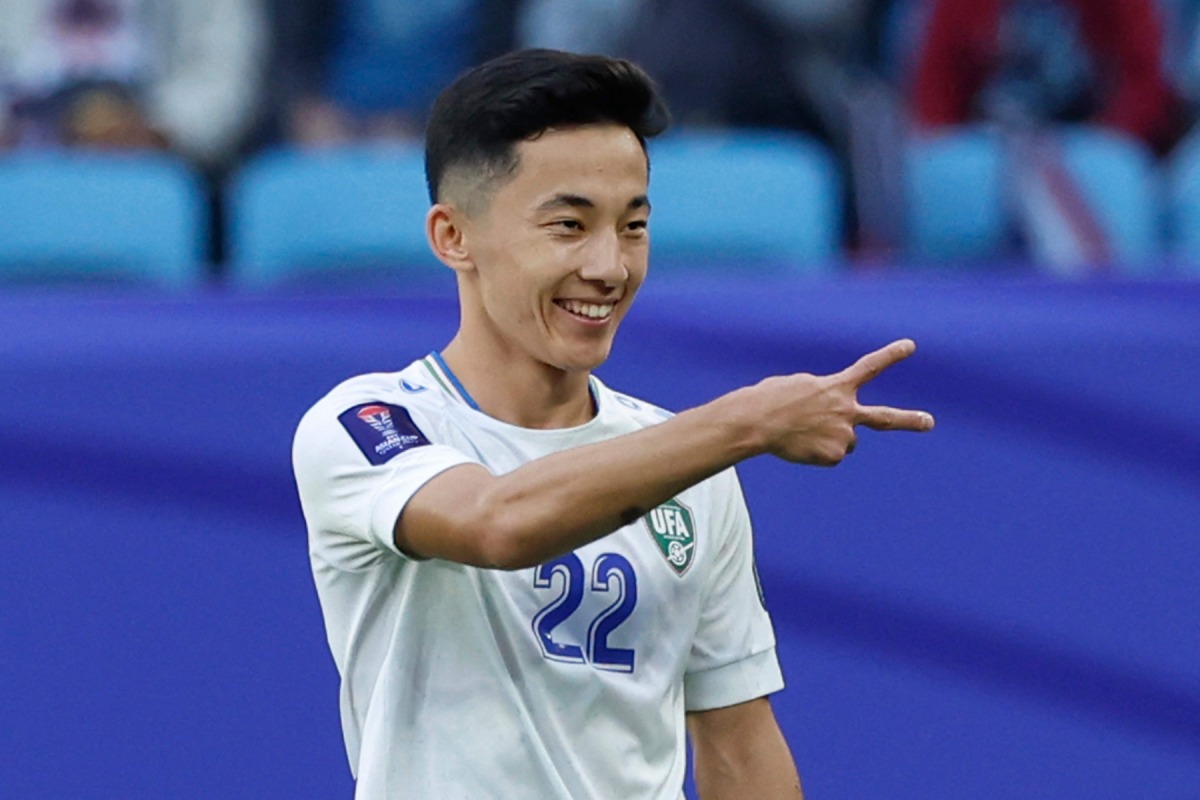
[229,135,842,283]
[644,130,842,273]
[906,125,1162,270]
[905,127,1007,263]
[1055,126,1160,271]
[0,153,206,287]
[1164,129,1200,274]
[227,145,436,286]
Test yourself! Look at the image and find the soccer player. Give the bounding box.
[293,49,935,799]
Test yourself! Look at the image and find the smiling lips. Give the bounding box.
[555,299,616,321]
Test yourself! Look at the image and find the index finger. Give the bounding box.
[840,339,917,387]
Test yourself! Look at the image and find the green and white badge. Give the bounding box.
[643,498,697,576]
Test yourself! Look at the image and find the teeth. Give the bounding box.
[558,300,614,319]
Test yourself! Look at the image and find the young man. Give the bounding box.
[293,49,934,799]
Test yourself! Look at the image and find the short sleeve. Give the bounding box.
[292,397,476,569]
[684,469,784,711]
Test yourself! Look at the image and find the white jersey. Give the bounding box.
[292,353,783,800]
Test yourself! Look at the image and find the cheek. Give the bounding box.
[481,277,531,327]
[477,259,545,328]
[625,246,649,287]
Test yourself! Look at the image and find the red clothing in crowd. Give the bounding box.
[910,0,1178,149]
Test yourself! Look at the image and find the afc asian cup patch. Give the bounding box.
[338,403,430,466]
[643,498,697,576]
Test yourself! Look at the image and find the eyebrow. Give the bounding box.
[535,193,651,213]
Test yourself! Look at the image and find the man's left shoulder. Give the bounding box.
[594,378,675,428]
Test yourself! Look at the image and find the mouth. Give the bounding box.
[554,299,616,322]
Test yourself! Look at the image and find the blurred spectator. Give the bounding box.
[1161,0,1200,119]
[0,0,267,170]
[515,0,644,56]
[614,0,880,143]
[267,0,518,148]
[909,0,1181,153]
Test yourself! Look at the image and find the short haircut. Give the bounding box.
[424,49,671,210]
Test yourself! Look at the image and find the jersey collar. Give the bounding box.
[421,351,600,418]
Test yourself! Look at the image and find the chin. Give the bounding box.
[551,346,613,374]
[554,357,608,374]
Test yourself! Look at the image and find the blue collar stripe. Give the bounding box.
[431,351,482,411]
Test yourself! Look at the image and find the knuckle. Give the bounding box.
[821,444,846,466]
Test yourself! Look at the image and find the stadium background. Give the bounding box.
[2,1,1200,798]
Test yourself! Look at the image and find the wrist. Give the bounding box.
[705,385,771,461]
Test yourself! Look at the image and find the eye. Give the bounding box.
[624,219,649,235]
[552,219,584,231]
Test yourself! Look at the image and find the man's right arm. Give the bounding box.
[396,339,934,569]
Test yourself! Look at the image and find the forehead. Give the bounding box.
[504,124,649,206]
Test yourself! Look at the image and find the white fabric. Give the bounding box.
[293,357,783,800]
[11,0,146,91]
[0,0,266,165]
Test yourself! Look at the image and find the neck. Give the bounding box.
[439,336,596,429]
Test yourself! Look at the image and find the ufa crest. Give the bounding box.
[643,498,697,576]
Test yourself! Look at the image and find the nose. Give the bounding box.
[578,230,628,287]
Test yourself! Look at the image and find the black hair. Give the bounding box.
[424,49,671,205]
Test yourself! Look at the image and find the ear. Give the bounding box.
[426,203,475,273]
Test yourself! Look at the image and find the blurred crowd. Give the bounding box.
[3,0,1200,262]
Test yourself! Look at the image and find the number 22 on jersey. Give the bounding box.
[531,553,638,673]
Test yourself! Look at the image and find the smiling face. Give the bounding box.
[438,123,651,377]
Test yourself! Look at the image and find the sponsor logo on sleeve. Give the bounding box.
[337,403,431,465]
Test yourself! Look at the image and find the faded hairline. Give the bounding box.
[435,155,520,218]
